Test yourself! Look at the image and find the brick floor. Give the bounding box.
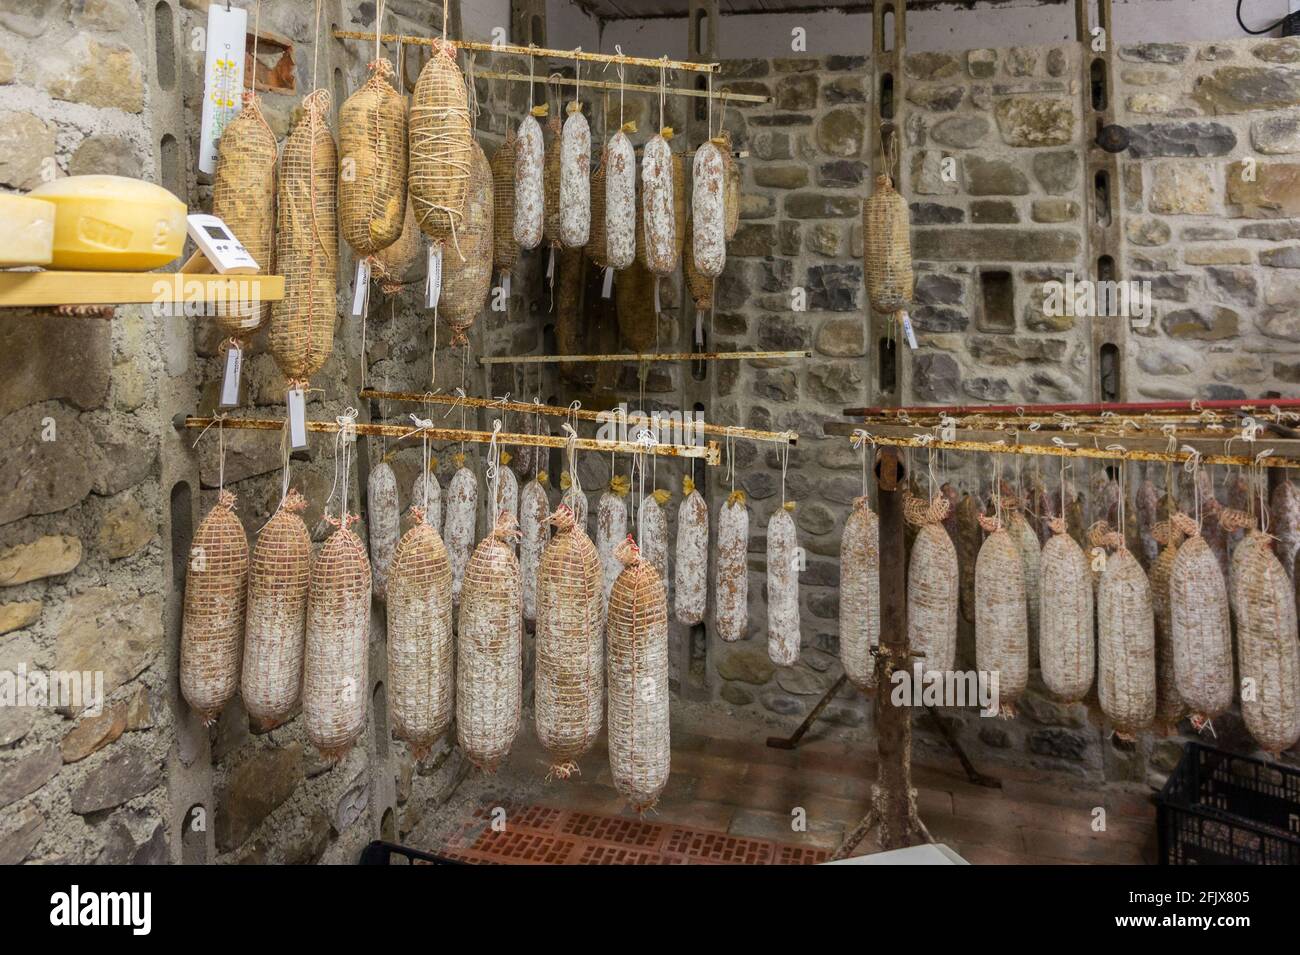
[420,718,1156,864]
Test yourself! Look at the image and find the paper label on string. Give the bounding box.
[695,309,704,347]
[547,247,556,281]
[602,266,614,299]
[425,246,442,309]
[219,344,242,409]
[901,311,918,350]
[351,258,370,316]
[197,4,247,175]
[653,280,661,314]
[287,388,308,451]
[502,272,511,299]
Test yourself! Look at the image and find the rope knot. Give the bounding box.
[281,488,307,514]
[1171,511,1201,539]
[216,488,237,511]
[614,534,641,567]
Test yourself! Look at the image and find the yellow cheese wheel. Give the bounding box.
[0,193,55,267]
[30,175,187,271]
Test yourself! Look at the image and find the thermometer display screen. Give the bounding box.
[204,224,232,239]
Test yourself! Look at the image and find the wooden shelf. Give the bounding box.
[0,271,285,309]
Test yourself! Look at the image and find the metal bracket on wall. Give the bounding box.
[1077,0,1128,404]
[868,1,908,406]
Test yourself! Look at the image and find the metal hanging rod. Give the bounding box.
[332,30,719,73]
[475,67,769,105]
[478,350,811,366]
[358,387,799,446]
[183,416,720,464]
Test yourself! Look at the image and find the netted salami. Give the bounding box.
[304,515,371,760]
[181,490,248,725]
[1170,513,1233,722]
[841,496,880,691]
[387,508,453,759]
[456,514,523,771]
[908,494,959,679]
[1097,542,1156,740]
[408,40,471,244]
[535,505,603,775]
[1150,520,1188,730]
[1271,479,1300,585]
[1039,518,1093,702]
[1236,536,1300,755]
[339,58,407,256]
[975,514,1027,716]
[241,490,310,731]
[607,538,670,811]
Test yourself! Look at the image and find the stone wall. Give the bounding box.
[1113,36,1300,398]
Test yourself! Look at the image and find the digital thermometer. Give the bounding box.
[186,213,259,274]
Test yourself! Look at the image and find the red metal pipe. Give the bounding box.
[843,397,1300,418]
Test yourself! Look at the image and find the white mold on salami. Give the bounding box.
[692,140,726,279]
[767,506,801,667]
[605,131,636,270]
[368,460,401,602]
[641,134,677,275]
[445,464,478,605]
[513,114,544,250]
[560,106,591,248]
[714,492,749,643]
[519,475,551,623]
[674,479,708,626]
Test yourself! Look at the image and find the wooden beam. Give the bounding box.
[478,349,810,365]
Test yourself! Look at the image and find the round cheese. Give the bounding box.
[0,193,55,267]
[30,175,187,271]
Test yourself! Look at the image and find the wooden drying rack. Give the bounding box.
[357,387,799,446]
[824,419,1300,470]
[478,349,811,366]
[183,415,721,464]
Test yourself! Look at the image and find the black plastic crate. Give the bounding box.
[1157,742,1300,865]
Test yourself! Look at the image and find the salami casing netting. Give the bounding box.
[408,41,471,244]
[386,510,453,759]
[367,460,400,602]
[1170,513,1233,722]
[271,89,337,381]
[607,538,670,812]
[1097,545,1156,739]
[1236,537,1300,755]
[181,490,248,725]
[304,519,371,760]
[840,496,880,691]
[535,506,604,775]
[519,473,551,623]
[212,93,276,338]
[1038,518,1093,703]
[339,58,407,256]
[456,514,523,771]
[241,490,310,731]
[907,495,958,679]
[975,516,1027,716]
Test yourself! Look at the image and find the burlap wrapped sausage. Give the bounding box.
[975,514,1028,717]
[596,476,629,606]
[409,40,471,244]
[1097,541,1156,740]
[441,142,493,347]
[1170,512,1233,722]
[1236,536,1300,755]
[908,494,958,679]
[1039,517,1093,702]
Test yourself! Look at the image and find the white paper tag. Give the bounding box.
[602,266,614,299]
[547,247,556,281]
[425,246,442,309]
[695,309,704,347]
[502,272,511,299]
[220,344,242,409]
[287,388,308,450]
[653,280,661,314]
[351,258,370,316]
[901,311,918,350]
[197,4,248,175]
